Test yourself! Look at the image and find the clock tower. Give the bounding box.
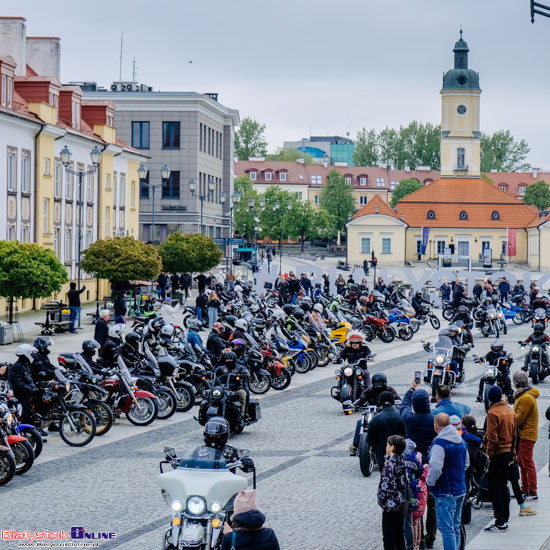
[440,31,481,178]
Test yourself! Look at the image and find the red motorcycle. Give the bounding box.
[363,314,396,343]
[259,347,292,390]
[0,401,34,482]
[100,357,158,426]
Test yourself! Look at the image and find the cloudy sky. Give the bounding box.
[8,0,550,168]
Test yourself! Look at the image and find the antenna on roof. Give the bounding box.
[118,30,123,82]
[132,57,138,81]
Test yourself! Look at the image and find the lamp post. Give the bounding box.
[60,145,102,329]
[273,200,292,275]
[189,176,216,235]
[138,164,170,244]
[266,201,279,273]
[223,191,241,273]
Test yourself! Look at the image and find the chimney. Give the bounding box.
[0,17,27,76]
[532,168,540,178]
[26,36,60,79]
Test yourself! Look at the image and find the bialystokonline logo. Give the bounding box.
[2,527,116,544]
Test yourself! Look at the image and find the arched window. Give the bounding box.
[427,210,436,219]
[491,210,500,220]
[459,210,468,220]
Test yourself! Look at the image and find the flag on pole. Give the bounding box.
[507,227,517,257]
[421,227,430,254]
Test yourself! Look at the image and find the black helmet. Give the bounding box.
[283,304,295,316]
[492,295,499,302]
[82,340,100,354]
[415,291,422,297]
[33,336,53,354]
[203,416,230,450]
[534,322,545,334]
[215,282,224,291]
[225,315,237,328]
[491,339,503,352]
[293,308,306,320]
[224,351,238,367]
[301,303,311,313]
[458,305,468,314]
[125,332,140,351]
[371,373,387,390]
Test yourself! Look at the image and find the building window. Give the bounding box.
[43,198,49,234]
[104,206,110,237]
[7,76,12,109]
[361,237,371,254]
[199,123,203,152]
[7,150,16,191]
[113,172,118,207]
[345,176,352,185]
[501,241,507,255]
[491,210,500,220]
[314,195,320,204]
[54,162,62,197]
[105,173,111,191]
[131,122,150,149]
[131,181,136,208]
[499,185,506,191]
[86,170,93,202]
[360,196,368,205]
[7,226,15,241]
[249,171,257,181]
[457,148,465,169]
[376,177,385,187]
[140,173,149,198]
[311,175,322,184]
[427,210,436,219]
[21,226,28,242]
[382,238,392,254]
[162,171,180,199]
[21,153,31,193]
[1,75,5,106]
[162,121,180,149]
[64,229,72,262]
[86,230,93,249]
[518,186,526,196]
[66,166,74,199]
[296,192,303,200]
[390,181,399,190]
[481,241,491,251]
[279,172,287,181]
[359,177,367,186]
[437,240,446,254]
[416,240,422,254]
[44,157,50,176]
[120,174,126,206]
[459,210,468,220]
[208,127,211,155]
[54,228,60,257]
[265,172,272,181]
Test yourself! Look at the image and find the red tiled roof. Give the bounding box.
[352,195,402,220]
[490,172,550,197]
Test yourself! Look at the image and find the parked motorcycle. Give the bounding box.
[0,404,17,485]
[0,400,34,475]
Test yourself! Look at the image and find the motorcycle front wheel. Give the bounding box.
[431,374,442,398]
[513,311,524,325]
[249,372,271,394]
[12,439,35,475]
[429,315,441,329]
[442,307,454,321]
[358,433,374,477]
[378,326,395,343]
[87,399,114,436]
[175,384,196,412]
[126,397,158,426]
[316,346,331,367]
[483,383,491,413]
[19,427,43,459]
[59,410,96,447]
[295,354,311,374]
[270,368,291,390]
[398,326,414,341]
[0,451,16,486]
[530,362,539,385]
[409,319,421,333]
[156,390,178,420]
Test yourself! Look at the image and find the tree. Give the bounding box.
[319,170,356,234]
[0,242,67,318]
[480,130,531,172]
[233,175,259,241]
[81,237,162,283]
[234,117,268,160]
[353,128,378,166]
[285,200,316,252]
[523,180,550,211]
[159,232,222,274]
[390,179,424,208]
[266,146,314,164]
[257,185,297,243]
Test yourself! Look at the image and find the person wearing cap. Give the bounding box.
[483,385,518,532]
[448,415,462,434]
[222,490,280,550]
[431,385,470,419]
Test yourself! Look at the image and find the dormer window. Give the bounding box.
[6,76,12,108]
[491,211,500,220]
[427,210,436,219]
[345,176,352,184]
[49,92,58,120]
[279,172,287,181]
[249,171,257,181]
[359,177,367,186]
[459,210,468,220]
[265,171,272,181]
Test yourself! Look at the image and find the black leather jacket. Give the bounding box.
[8,357,37,396]
[31,351,56,382]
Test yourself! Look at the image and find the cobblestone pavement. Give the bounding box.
[0,314,548,550]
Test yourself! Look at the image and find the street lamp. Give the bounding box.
[138,164,171,244]
[60,145,102,329]
[226,191,241,273]
[276,201,292,275]
[189,176,217,235]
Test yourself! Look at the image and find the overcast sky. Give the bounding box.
[9,0,550,168]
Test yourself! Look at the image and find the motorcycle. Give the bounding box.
[357,404,378,477]
[4,396,44,458]
[157,446,256,550]
[520,341,549,385]
[331,357,371,413]
[531,308,548,328]
[416,303,441,330]
[363,314,395,343]
[474,354,513,412]
[0,404,17,485]
[480,308,500,337]
[0,400,34,475]
[423,335,457,397]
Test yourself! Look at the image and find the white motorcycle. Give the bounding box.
[158,446,255,550]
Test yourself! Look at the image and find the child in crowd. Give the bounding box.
[413,464,429,550]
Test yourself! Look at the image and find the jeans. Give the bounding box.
[114,315,125,324]
[195,307,202,321]
[403,501,414,550]
[69,306,79,332]
[382,508,405,550]
[488,452,512,525]
[517,439,537,495]
[208,307,218,329]
[434,494,464,550]
[291,292,298,304]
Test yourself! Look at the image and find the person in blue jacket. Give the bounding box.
[431,385,470,419]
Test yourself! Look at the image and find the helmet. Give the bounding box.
[108,323,125,339]
[347,330,364,344]
[212,322,225,335]
[161,324,175,337]
[203,416,230,450]
[33,336,54,353]
[283,304,295,316]
[359,296,369,306]
[300,296,312,305]
[125,332,141,351]
[448,324,459,334]
[301,303,311,313]
[225,315,237,328]
[313,303,323,313]
[534,322,545,334]
[250,303,260,313]
[485,296,492,302]
[415,291,422,297]
[16,344,37,362]
[490,339,503,352]
[458,305,468,314]
[235,319,248,331]
[336,295,345,303]
[82,340,100,354]
[150,318,164,332]
[187,319,202,331]
[293,308,305,320]
[492,295,499,302]
[272,309,285,320]
[232,338,246,349]
[371,373,387,390]
[224,351,238,367]
[215,282,224,291]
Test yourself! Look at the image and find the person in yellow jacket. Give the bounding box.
[512,371,539,501]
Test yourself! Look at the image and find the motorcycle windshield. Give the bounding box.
[535,308,546,317]
[432,335,453,359]
[177,447,228,471]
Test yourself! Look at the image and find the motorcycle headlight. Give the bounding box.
[487,369,496,376]
[4,413,13,427]
[355,369,362,376]
[435,356,444,365]
[187,496,206,515]
[171,500,183,512]
[490,313,495,319]
[65,383,71,392]
[533,346,540,353]
[211,501,222,513]
[344,367,353,377]
[212,388,223,400]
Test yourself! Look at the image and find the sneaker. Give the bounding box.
[349,445,358,456]
[520,507,537,516]
[484,523,508,532]
[476,395,482,403]
[425,539,435,549]
[524,494,538,501]
[37,428,48,437]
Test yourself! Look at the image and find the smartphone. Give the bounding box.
[414,371,421,383]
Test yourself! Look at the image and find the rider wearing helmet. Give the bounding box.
[230,319,248,342]
[448,324,468,382]
[411,290,430,318]
[339,330,373,384]
[160,324,175,342]
[31,336,56,382]
[186,319,205,352]
[120,332,142,365]
[215,351,249,429]
[99,323,125,367]
[81,339,101,368]
[450,305,473,331]
[476,339,513,402]
[521,322,550,372]
[8,344,38,423]
[207,322,230,362]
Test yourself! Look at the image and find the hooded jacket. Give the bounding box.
[427,425,469,497]
[431,397,471,419]
[483,400,518,458]
[221,510,280,550]
[400,389,437,462]
[367,405,406,467]
[513,386,539,442]
[377,454,407,512]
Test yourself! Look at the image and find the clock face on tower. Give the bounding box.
[457,104,467,115]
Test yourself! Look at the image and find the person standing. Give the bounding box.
[498,277,511,303]
[483,385,518,532]
[195,292,207,322]
[512,371,539,501]
[207,290,221,329]
[288,273,300,304]
[194,273,207,295]
[94,309,110,347]
[335,274,346,295]
[439,280,451,303]
[363,258,370,277]
[180,273,192,300]
[157,272,168,300]
[377,435,407,550]
[300,273,312,297]
[427,413,468,550]
[113,292,127,324]
[68,282,86,333]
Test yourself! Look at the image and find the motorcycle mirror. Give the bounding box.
[164,446,177,459]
